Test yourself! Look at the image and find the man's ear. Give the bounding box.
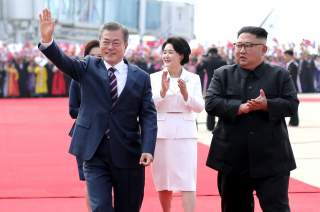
[262,45,268,54]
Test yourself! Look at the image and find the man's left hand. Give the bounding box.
[247,89,268,111]
[139,153,153,166]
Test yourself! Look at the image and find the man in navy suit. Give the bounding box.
[39,9,157,212]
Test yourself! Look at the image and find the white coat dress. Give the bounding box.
[150,68,204,191]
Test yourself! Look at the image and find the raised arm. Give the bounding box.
[38,8,87,81]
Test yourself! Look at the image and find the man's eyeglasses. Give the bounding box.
[233,42,265,50]
[102,40,122,47]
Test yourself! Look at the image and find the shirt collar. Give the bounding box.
[238,62,265,79]
[104,60,126,73]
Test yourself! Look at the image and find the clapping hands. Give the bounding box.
[238,89,268,115]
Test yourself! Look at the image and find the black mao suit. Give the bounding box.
[205,62,298,212]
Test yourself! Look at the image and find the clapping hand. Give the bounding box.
[247,89,268,111]
[238,89,268,115]
[178,78,188,101]
[160,71,170,98]
[39,8,55,43]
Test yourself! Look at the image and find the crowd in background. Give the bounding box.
[1,40,320,98]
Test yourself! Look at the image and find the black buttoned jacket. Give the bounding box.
[205,62,298,177]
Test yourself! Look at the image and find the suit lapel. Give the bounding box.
[96,58,109,82]
[116,63,137,105]
[96,58,111,100]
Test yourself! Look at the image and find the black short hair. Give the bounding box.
[207,47,218,55]
[237,26,268,39]
[162,36,191,65]
[84,40,100,57]
[284,49,294,57]
[99,22,129,43]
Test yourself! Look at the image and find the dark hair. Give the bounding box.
[207,47,218,55]
[99,22,129,43]
[162,36,191,65]
[284,49,294,57]
[237,26,268,39]
[84,40,100,56]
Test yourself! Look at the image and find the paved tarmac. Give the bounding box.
[196,94,320,188]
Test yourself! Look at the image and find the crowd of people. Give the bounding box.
[0,7,315,212]
[1,35,320,99]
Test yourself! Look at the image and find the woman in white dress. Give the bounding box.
[150,37,204,212]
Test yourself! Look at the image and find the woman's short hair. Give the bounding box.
[84,40,100,57]
[162,37,191,65]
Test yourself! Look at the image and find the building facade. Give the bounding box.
[0,0,194,43]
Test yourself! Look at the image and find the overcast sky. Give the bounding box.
[191,0,320,46]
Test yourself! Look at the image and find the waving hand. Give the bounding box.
[39,8,55,43]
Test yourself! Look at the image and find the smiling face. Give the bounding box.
[88,46,102,58]
[234,33,267,70]
[100,29,128,66]
[161,43,183,69]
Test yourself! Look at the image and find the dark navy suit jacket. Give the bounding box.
[68,80,80,137]
[40,41,157,168]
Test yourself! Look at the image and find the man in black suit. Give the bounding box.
[203,47,227,131]
[39,9,157,212]
[284,49,299,126]
[299,52,316,93]
[205,26,298,212]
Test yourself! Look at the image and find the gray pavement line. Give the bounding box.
[295,157,320,159]
[291,126,320,128]
[292,140,320,144]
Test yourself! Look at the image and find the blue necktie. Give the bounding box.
[108,67,118,108]
[105,67,118,139]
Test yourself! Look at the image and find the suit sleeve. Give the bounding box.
[267,70,299,121]
[39,40,88,81]
[139,74,158,155]
[150,73,164,107]
[205,69,242,121]
[69,80,81,119]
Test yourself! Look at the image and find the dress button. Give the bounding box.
[249,131,254,135]
[248,86,252,90]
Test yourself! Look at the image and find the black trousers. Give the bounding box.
[218,171,291,212]
[84,137,145,212]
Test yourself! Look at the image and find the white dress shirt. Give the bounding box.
[104,60,128,97]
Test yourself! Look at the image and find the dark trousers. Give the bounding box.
[218,171,291,212]
[83,138,145,212]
